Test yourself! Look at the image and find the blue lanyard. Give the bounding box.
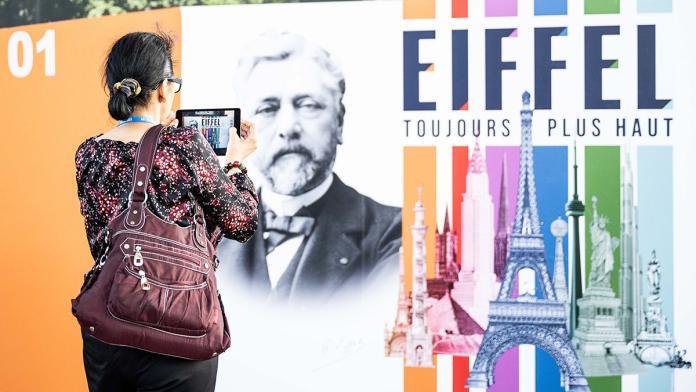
[117,115,157,126]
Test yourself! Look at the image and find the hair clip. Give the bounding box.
[113,78,142,97]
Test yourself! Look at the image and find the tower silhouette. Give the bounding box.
[566,142,585,338]
[494,154,511,280]
[406,188,433,367]
[466,92,588,391]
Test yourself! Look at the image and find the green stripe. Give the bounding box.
[584,146,621,391]
[585,0,620,14]
[588,376,621,391]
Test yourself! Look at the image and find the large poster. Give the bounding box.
[391,1,696,391]
[1,1,695,391]
[180,2,404,391]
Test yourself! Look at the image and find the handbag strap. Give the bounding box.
[124,125,207,240]
[124,124,162,228]
[129,124,163,203]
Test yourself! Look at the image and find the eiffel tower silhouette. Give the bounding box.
[466,92,589,391]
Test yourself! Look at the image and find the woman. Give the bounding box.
[74,31,258,391]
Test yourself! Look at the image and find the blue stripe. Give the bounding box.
[638,146,675,392]
[534,146,568,392]
[637,0,672,13]
[535,0,567,15]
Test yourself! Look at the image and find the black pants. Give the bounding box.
[82,331,218,392]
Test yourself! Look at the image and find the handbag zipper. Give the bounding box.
[133,246,144,267]
[130,237,209,265]
[125,267,208,290]
[138,270,151,291]
[134,248,209,273]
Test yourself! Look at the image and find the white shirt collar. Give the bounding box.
[262,174,334,216]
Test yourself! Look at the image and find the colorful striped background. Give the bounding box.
[401,145,674,392]
[403,0,672,17]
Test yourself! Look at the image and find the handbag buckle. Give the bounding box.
[127,190,148,207]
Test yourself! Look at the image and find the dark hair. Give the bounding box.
[103,31,174,121]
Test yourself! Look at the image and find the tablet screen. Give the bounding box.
[180,109,237,151]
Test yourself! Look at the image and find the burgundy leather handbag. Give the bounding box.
[71,124,230,360]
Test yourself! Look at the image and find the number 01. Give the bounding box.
[7,30,55,78]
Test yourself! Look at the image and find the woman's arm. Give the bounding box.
[181,128,259,243]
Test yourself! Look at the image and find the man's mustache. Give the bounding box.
[271,145,314,164]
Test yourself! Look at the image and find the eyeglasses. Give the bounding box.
[159,76,182,93]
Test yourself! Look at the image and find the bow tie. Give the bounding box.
[263,209,315,254]
[263,209,315,235]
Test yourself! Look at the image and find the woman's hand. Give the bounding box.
[160,111,178,128]
[225,120,257,164]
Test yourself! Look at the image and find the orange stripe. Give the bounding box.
[403,146,437,391]
[404,0,436,19]
[405,356,439,391]
[0,8,182,392]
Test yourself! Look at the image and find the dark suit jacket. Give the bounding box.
[215,173,401,307]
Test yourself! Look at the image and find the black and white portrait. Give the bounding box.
[215,31,401,307]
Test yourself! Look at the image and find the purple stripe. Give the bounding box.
[486,146,520,392]
[486,0,518,17]
[486,147,520,237]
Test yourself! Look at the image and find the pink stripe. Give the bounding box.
[486,0,517,16]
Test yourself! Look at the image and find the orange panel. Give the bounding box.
[0,8,181,391]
